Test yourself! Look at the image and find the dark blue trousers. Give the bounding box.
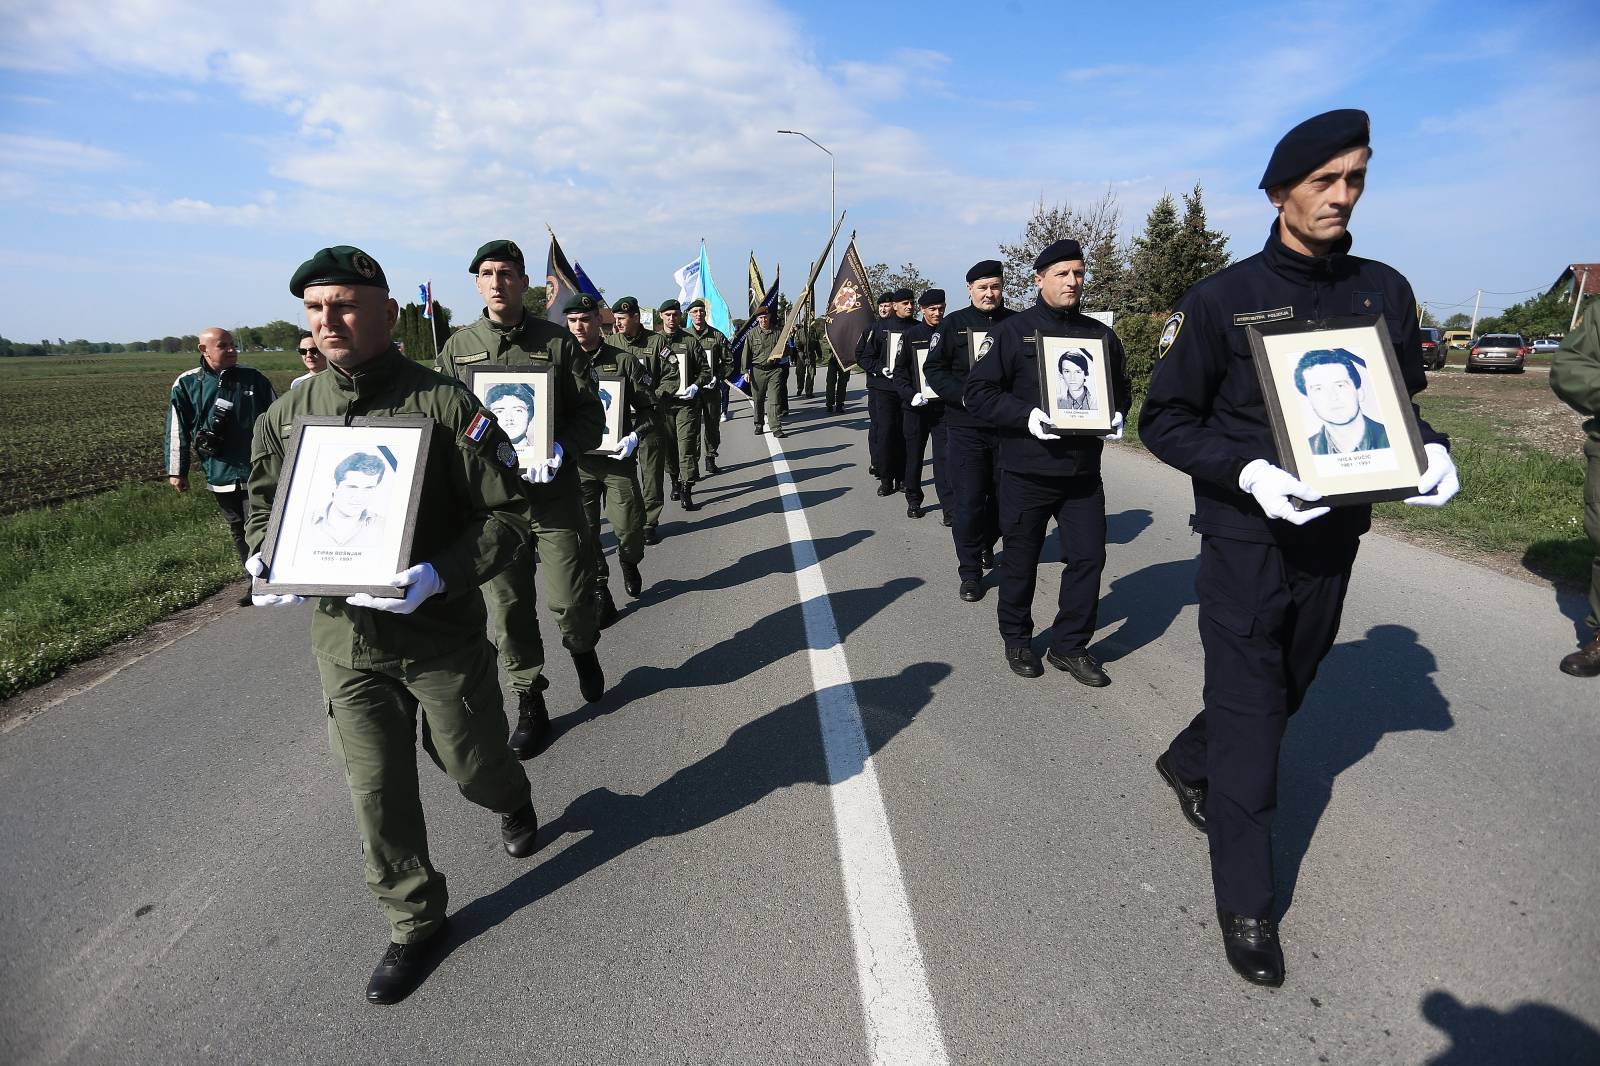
[867,387,904,482]
[945,422,1000,583]
[996,470,1106,653]
[1165,535,1358,919]
[902,403,949,508]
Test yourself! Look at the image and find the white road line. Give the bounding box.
[762,432,949,1066]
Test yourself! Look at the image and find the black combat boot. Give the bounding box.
[508,690,549,760]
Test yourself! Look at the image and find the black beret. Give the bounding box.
[965,259,1003,284]
[469,239,524,274]
[612,296,640,314]
[289,245,388,298]
[685,297,707,311]
[1259,108,1370,190]
[876,292,894,305]
[890,288,915,303]
[658,298,682,313]
[562,293,600,315]
[918,289,945,307]
[1033,240,1084,272]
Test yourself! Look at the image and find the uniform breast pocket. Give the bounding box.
[1219,330,1266,411]
[1352,291,1384,316]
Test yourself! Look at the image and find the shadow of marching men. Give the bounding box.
[1421,989,1600,1065]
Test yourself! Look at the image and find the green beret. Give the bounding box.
[469,239,524,274]
[289,245,388,298]
[612,296,640,314]
[562,293,600,315]
[685,298,707,312]
[658,298,682,314]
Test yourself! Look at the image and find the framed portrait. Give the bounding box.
[254,416,432,597]
[968,328,993,364]
[908,341,938,402]
[1035,333,1116,434]
[463,364,554,470]
[1247,316,1427,506]
[591,374,628,454]
[885,332,904,375]
[677,348,692,391]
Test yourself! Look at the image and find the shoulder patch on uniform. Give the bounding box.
[1157,312,1185,358]
[1230,306,1294,327]
[456,352,491,366]
[465,410,492,442]
[975,335,995,361]
[641,372,654,387]
[929,332,941,351]
[496,441,517,468]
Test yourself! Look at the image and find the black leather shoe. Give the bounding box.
[621,561,642,598]
[596,588,620,631]
[1005,645,1043,678]
[680,485,699,512]
[876,480,895,497]
[643,525,660,546]
[1560,631,1600,677]
[868,465,877,478]
[500,803,540,858]
[705,458,720,476]
[572,648,605,703]
[366,918,449,1004]
[669,482,681,501]
[754,425,766,435]
[508,690,549,760]
[959,581,983,602]
[941,512,953,527]
[980,548,995,569]
[1217,910,1285,986]
[1155,752,1207,833]
[1047,648,1110,687]
[773,427,787,438]
[825,404,835,413]
[907,505,924,519]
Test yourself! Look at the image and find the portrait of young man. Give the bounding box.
[1294,348,1390,455]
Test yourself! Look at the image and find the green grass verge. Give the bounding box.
[0,483,242,700]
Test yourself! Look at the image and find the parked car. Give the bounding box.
[1464,333,1528,373]
[1419,327,1446,369]
[1441,329,1474,351]
[1531,336,1562,355]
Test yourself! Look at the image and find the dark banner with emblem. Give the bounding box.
[544,227,581,327]
[824,237,871,370]
[728,266,780,377]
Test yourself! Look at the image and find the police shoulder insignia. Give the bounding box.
[352,251,378,279]
[641,373,654,387]
[976,336,995,361]
[587,366,599,382]
[1158,312,1184,358]
[497,441,517,468]
[929,332,941,351]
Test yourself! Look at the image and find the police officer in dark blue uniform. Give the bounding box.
[966,239,1130,686]
[892,289,950,519]
[926,261,1015,600]
[1140,109,1460,987]
[857,288,916,496]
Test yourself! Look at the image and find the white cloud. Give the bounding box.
[0,133,122,170]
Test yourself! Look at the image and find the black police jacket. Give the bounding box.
[924,303,1017,429]
[890,320,937,406]
[1139,224,1447,546]
[856,315,914,392]
[964,299,1131,477]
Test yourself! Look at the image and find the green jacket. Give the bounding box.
[690,323,732,378]
[437,310,605,495]
[246,346,532,668]
[165,359,276,488]
[575,338,659,442]
[654,328,712,402]
[745,325,786,373]
[1551,311,1600,443]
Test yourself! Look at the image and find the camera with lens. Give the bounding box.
[194,397,235,458]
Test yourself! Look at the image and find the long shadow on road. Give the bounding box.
[1091,556,1198,664]
[450,660,952,949]
[1420,989,1600,1064]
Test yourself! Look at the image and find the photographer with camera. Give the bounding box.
[165,327,276,597]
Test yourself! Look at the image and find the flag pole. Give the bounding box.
[427,280,441,360]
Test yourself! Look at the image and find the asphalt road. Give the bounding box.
[3,384,1598,1065]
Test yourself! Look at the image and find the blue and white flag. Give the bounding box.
[697,242,734,337]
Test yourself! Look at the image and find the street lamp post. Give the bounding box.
[777,129,836,294]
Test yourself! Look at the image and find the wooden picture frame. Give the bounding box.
[254,416,433,597]
[591,374,628,455]
[1247,315,1427,506]
[463,364,555,470]
[1035,332,1116,434]
[908,340,938,401]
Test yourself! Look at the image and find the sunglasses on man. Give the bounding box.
[298,346,319,355]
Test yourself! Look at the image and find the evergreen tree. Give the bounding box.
[1126,193,1183,314]
[1175,182,1231,291]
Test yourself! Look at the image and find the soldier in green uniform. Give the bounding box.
[245,245,539,1005]
[565,293,651,627]
[745,304,787,438]
[608,296,670,544]
[1551,306,1600,677]
[686,297,730,477]
[654,298,712,511]
[436,240,607,759]
[795,321,818,397]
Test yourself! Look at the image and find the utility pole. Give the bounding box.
[1571,267,1591,332]
[1468,289,1483,339]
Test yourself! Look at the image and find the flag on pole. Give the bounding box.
[573,261,614,328]
[544,227,581,326]
[673,256,702,306]
[823,235,871,370]
[747,254,766,318]
[419,282,434,320]
[697,241,734,337]
[728,265,779,369]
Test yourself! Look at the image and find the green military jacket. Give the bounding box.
[654,327,712,402]
[690,323,732,379]
[575,338,658,442]
[165,359,277,487]
[437,309,605,495]
[745,325,786,372]
[608,327,669,431]
[246,346,532,668]
[1551,311,1600,444]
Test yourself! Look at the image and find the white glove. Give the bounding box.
[521,442,565,485]
[1027,408,1062,441]
[1404,443,1459,507]
[880,368,893,379]
[610,431,639,460]
[346,562,445,615]
[910,393,928,407]
[245,551,305,607]
[1107,411,1125,441]
[1238,458,1330,525]
[676,383,700,400]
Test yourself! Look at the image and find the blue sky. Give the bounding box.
[2,0,1597,342]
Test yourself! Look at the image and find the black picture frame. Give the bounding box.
[462,363,555,469]
[1033,331,1116,435]
[1247,315,1427,506]
[255,416,433,598]
[591,373,629,455]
